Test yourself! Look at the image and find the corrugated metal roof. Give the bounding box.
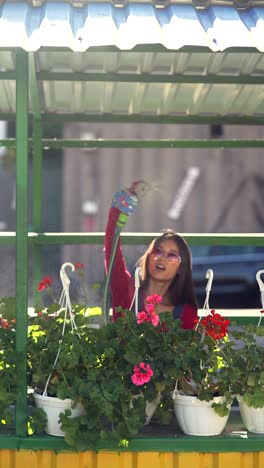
[1,2,264,119]
[0,2,264,52]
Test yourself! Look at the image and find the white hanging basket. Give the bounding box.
[237,396,264,434]
[34,392,84,437]
[173,394,230,436]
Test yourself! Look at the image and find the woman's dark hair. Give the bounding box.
[137,229,198,308]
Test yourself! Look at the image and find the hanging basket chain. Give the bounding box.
[43,262,79,396]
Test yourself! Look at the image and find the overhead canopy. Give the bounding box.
[1,1,264,122]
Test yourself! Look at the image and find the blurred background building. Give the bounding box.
[0,121,263,308]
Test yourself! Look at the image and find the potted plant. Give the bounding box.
[171,310,235,436]
[59,295,177,449]
[0,299,16,427]
[28,263,102,436]
[230,318,264,433]
[0,297,47,435]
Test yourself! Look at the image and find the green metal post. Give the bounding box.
[32,120,43,306]
[15,49,29,437]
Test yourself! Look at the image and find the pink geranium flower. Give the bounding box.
[131,362,154,386]
[151,314,160,327]
[136,294,161,327]
[146,303,155,314]
[146,294,162,305]
[136,311,150,324]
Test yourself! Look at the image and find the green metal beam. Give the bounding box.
[32,119,43,305]
[3,137,264,149]
[0,139,17,147]
[29,52,44,304]
[1,409,264,452]
[3,113,264,126]
[0,113,17,121]
[15,49,29,437]
[32,122,43,232]
[29,232,264,247]
[36,71,264,85]
[41,113,264,126]
[0,71,16,80]
[0,232,263,247]
[40,114,264,125]
[37,138,264,149]
[2,70,264,86]
[0,410,264,452]
[28,53,41,120]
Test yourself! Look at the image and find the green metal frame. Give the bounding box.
[3,137,264,148]
[4,113,264,125]
[0,48,263,450]
[3,70,264,84]
[15,50,28,437]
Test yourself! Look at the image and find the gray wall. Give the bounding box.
[62,122,264,285]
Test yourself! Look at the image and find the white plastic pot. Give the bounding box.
[34,392,84,437]
[173,394,230,436]
[237,396,264,434]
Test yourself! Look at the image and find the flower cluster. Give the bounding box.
[200,309,230,340]
[136,294,162,327]
[29,267,264,447]
[131,362,154,386]
[37,275,51,292]
[0,317,15,329]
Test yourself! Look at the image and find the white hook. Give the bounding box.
[60,262,75,291]
[206,269,214,292]
[256,270,264,324]
[59,263,76,326]
[256,270,264,292]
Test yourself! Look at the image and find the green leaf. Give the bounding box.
[247,374,256,387]
[0,297,16,320]
[212,402,230,417]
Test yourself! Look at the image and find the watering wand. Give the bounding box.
[103,181,151,322]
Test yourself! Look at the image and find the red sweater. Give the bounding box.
[104,207,197,329]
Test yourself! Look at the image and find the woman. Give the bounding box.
[104,183,198,329]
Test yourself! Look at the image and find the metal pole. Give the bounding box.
[32,120,43,306]
[15,49,29,437]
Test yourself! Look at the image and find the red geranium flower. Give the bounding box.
[201,310,230,340]
[74,262,84,269]
[37,276,51,292]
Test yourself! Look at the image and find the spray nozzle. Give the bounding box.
[130,181,152,199]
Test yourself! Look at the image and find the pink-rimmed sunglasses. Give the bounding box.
[150,246,181,263]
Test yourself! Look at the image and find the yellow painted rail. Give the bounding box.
[1,450,264,468]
